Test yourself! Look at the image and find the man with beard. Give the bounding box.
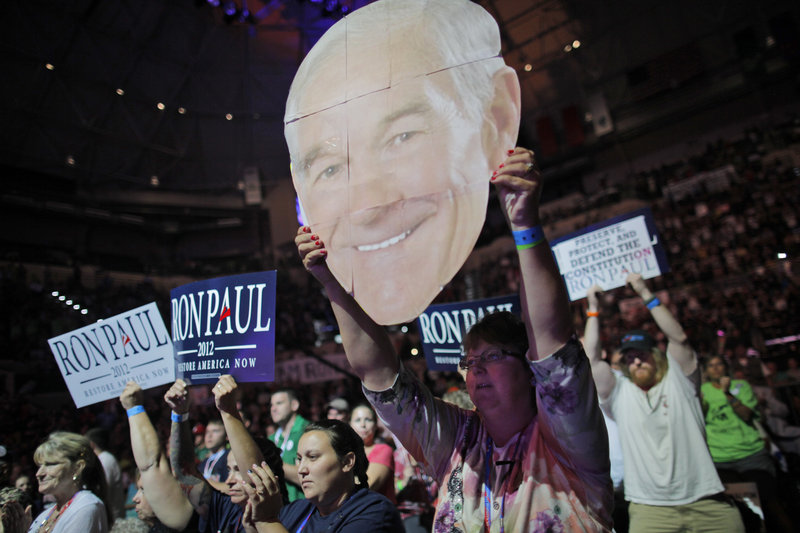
[588,273,744,533]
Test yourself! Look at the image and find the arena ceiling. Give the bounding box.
[1,0,797,266]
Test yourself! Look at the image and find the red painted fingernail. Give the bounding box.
[491,176,496,181]
[321,250,327,255]
[311,234,318,240]
[303,227,310,233]
[507,149,515,154]
[499,163,504,168]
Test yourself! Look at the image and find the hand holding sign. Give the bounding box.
[212,375,240,417]
[295,226,334,287]
[586,285,603,309]
[492,148,542,228]
[120,381,145,410]
[164,379,190,415]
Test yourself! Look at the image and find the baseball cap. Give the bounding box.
[619,330,655,352]
[326,398,349,412]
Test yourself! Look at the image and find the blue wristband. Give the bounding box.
[646,297,661,310]
[512,226,545,249]
[127,405,145,418]
[171,412,188,423]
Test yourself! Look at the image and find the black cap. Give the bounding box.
[619,330,655,352]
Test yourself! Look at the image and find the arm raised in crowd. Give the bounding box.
[295,228,399,392]
[626,273,695,375]
[120,382,194,530]
[212,375,264,480]
[492,148,572,359]
[583,285,615,399]
[164,379,211,514]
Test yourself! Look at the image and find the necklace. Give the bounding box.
[38,493,77,533]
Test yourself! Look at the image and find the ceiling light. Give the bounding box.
[45,63,55,71]
[59,295,66,301]
[178,107,186,114]
[150,175,160,186]
[225,113,233,120]
[156,102,165,110]
[66,155,75,166]
[572,40,581,49]
[410,348,419,356]
[52,291,59,297]
[73,304,81,310]
[524,63,533,72]
[81,309,88,315]
[564,44,573,53]
[116,88,125,96]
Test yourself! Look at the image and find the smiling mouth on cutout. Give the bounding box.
[356,229,412,252]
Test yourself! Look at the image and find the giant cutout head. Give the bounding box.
[285,0,520,325]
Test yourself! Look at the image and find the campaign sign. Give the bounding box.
[550,208,669,302]
[170,271,276,384]
[417,294,521,371]
[48,302,175,408]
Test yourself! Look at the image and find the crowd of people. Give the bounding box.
[1,0,800,519]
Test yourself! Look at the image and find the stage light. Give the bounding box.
[156,102,165,110]
[66,300,73,305]
[116,88,125,96]
[150,175,160,186]
[52,291,59,297]
[81,309,88,315]
[223,0,237,15]
[778,252,787,259]
[572,40,581,49]
[524,63,532,72]
[225,113,233,120]
[410,348,419,356]
[45,63,55,71]
[59,295,66,301]
[73,304,80,310]
[178,107,186,114]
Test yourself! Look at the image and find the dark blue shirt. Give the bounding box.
[204,489,244,533]
[278,487,403,532]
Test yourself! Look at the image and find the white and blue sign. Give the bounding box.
[417,294,521,371]
[170,271,277,384]
[48,302,175,408]
[550,208,669,301]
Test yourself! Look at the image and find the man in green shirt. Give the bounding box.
[268,388,309,501]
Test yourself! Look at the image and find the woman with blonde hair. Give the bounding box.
[28,431,109,533]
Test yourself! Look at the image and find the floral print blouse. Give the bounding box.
[364,336,613,533]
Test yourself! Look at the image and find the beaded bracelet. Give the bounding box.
[171,412,188,423]
[512,226,545,250]
[127,405,145,418]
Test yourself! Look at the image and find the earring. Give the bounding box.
[72,474,78,482]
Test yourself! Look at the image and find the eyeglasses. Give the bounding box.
[621,349,653,365]
[458,349,522,372]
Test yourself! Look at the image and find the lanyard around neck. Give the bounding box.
[483,434,523,533]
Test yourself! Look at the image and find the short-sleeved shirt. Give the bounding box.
[28,490,108,533]
[278,486,403,532]
[200,448,230,483]
[701,380,764,463]
[269,414,309,501]
[368,443,396,503]
[204,489,244,533]
[365,336,613,533]
[602,351,724,506]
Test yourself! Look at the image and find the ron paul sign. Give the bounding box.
[417,294,520,371]
[170,271,277,384]
[550,208,669,301]
[48,302,175,408]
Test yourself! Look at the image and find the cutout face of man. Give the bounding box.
[285,0,520,325]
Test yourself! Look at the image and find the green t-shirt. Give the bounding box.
[701,380,764,463]
[269,414,309,502]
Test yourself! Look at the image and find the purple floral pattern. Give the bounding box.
[532,510,564,533]
[538,381,578,415]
